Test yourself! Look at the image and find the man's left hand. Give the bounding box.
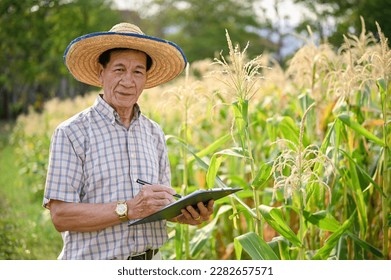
[173,200,214,225]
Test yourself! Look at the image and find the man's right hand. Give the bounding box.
[127,184,176,220]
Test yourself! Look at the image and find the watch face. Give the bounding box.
[117,204,127,215]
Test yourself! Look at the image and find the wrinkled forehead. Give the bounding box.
[110,49,147,59]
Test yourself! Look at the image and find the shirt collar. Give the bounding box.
[93,94,141,126]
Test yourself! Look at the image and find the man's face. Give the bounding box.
[99,49,147,111]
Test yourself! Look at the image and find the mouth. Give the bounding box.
[116,91,133,96]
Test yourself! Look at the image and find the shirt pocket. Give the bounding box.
[136,132,160,184]
[84,142,128,202]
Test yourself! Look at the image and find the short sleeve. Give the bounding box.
[43,127,85,208]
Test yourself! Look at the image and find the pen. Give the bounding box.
[136,178,182,199]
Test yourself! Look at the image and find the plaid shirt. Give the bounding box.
[43,95,171,259]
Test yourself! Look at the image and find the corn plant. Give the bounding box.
[373,22,391,259]
[209,29,267,237]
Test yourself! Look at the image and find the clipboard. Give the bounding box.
[128,187,242,226]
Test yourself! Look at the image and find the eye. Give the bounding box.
[114,68,124,73]
[134,70,145,76]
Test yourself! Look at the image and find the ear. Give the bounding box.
[98,65,104,84]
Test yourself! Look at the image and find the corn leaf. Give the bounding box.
[207,149,246,189]
[336,235,349,259]
[259,205,302,247]
[339,149,368,237]
[312,212,355,260]
[206,154,224,189]
[338,114,384,146]
[187,133,232,164]
[266,116,300,146]
[268,236,291,260]
[234,232,279,260]
[340,149,385,197]
[303,210,340,232]
[266,117,278,142]
[252,161,273,189]
[233,237,243,260]
[347,232,383,258]
[279,116,300,145]
[232,99,249,152]
[377,78,387,102]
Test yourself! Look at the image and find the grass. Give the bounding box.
[0,127,62,260]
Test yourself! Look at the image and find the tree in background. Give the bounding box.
[0,0,121,120]
[293,0,391,47]
[132,0,277,64]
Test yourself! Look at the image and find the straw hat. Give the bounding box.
[64,23,187,89]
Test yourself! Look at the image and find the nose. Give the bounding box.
[120,71,135,87]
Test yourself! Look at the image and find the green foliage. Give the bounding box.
[234,232,279,260]
[259,205,302,247]
[136,0,274,63]
[0,0,121,119]
[294,0,391,47]
[0,142,62,259]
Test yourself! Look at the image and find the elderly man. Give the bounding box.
[43,23,214,260]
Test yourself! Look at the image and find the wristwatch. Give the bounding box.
[115,201,128,222]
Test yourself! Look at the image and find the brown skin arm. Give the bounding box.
[49,184,176,232]
[49,185,214,232]
[49,200,120,232]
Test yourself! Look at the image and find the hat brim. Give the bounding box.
[64,32,187,89]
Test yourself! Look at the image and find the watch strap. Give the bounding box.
[116,201,128,222]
